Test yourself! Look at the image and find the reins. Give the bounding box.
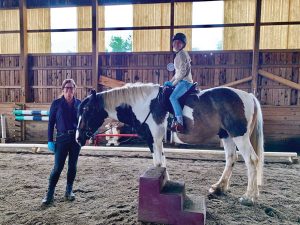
[140,87,162,125]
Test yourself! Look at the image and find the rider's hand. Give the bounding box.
[164,81,173,87]
[47,141,55,153]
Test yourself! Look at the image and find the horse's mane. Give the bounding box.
[100,83,160,111]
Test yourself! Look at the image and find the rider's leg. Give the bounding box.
[169,80,192,125]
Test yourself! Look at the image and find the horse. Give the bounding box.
[76,83,264,206]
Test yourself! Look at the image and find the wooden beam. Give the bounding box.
[258,69,300,91]
[19,0,29,103]
[0,144,297,163]
[251,0,262,96]
[92,0,99,92]
[31,86,94,89]
[170,0,175,51]
[99,76,126,88]
[220,76,252,88]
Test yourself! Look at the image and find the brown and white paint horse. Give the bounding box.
[76,83,264,206]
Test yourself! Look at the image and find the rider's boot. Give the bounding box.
[171,116,184,133]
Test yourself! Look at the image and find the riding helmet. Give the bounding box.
[172,33,187,45]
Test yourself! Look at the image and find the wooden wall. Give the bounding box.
[28,53,94,102]
[0,50,299,147]
[0,55,21,102]
[24,103,49,142]
[259,51,300,105]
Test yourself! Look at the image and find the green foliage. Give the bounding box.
[216,40,223,50]
[109,35,132,52]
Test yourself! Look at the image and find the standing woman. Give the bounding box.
[42,78,81,206]
[164,33,193,133]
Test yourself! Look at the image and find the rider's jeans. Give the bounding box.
[169,80,193,122]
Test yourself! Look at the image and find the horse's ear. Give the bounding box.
[90,89,96,99]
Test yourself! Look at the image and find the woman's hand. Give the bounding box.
[47,141,55,153]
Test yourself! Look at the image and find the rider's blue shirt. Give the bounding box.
[48,96,81,142]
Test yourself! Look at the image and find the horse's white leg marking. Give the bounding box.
[151,124,166,167]
[150,123,170,179]
[233,134,259,203]
[209,137,237,194]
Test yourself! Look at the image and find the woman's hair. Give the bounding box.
[61,78,77,90]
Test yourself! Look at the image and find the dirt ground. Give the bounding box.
[0,148,299,225]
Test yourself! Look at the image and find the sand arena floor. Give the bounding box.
[0,147,299,225]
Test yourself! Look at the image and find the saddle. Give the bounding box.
[159,82,199,115]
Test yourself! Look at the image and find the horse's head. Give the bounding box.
[76,90,108,146]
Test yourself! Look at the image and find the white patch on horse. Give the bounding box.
[172,132,186,144]
[182,105,194,123]
[75,116,81,144]
[231,88,254,128]
[196,88,211,97]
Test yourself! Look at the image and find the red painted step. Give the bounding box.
[138,167,206,225]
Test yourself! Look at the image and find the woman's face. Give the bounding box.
[63,82,75,102]
[172,40,184,52]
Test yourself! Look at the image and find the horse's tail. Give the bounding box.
[250,94,264,186]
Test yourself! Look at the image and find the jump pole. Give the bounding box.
[0,144,297,163]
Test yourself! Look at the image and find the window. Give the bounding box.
[192,1,224,50]
[105,5,133,52]
[50,7,77,53]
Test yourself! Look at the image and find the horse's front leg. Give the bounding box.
[152,138,166,166]
[152,138,170,181]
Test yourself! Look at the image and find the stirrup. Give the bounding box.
[171,121,184,133]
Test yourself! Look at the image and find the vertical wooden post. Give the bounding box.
[170,0,175,51]
[251,0,262,96]
[92,0,99,92]
[19,0,29,102]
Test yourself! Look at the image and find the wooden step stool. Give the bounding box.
[138,167,206,225]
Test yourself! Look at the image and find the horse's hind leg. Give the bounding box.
[233,134,259,206]
[209,137,238,195]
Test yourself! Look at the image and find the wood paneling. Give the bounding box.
[28,54,93,102]
[77,6,105,52]
[174,2,192,51]
[27,8,51,53]
[133,3,171,52]
[0,9,20,54]
[224,0,300,50]
[0,55,21,102]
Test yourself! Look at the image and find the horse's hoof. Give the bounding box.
[239,196,254,206]
[209,186,223,196]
